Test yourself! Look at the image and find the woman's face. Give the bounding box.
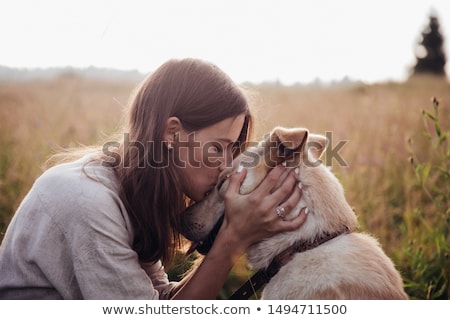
[176,114,246,202]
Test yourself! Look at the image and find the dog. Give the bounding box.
[180,127,408,299]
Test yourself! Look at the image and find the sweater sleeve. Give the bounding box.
[140,261,177,299]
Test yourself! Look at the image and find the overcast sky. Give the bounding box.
[2,0,449,84]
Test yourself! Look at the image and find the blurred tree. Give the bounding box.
[413,14,447,76]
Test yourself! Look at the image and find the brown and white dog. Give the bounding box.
[180,127,408,299]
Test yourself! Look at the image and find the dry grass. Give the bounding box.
[0,75,135,230]
[1,74,449,298]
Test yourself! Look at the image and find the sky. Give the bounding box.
[1,0,450,85]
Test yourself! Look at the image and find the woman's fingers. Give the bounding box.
[222,163,307,246]
[270,169,299,203]
[251,165,287,196]
[274,180,303,217]
[223,165,247,198]
[261,170,307,233]
[277,207,308,232]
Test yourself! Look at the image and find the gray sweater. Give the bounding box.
[0,156,176,299]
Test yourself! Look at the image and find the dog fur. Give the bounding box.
[181,127,408,299]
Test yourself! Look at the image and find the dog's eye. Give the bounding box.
[278,143,295,158]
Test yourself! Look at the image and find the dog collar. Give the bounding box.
[229,226,350,300]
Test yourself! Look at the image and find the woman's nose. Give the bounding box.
[219,150,233,172]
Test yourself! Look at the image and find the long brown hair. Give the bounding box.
[114,58,252,265]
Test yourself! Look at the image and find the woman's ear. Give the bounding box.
[164,117,182,143]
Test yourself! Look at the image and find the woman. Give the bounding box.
[0,58,306,299]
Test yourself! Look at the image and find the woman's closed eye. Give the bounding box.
[206,142,223,155]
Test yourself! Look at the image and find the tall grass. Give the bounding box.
[0,74,449,299]
[398,97,449,299]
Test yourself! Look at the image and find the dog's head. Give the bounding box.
[180,127,325,254]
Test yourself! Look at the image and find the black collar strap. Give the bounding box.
[229,226,350,300]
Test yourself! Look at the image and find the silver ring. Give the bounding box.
[276,206,286,218]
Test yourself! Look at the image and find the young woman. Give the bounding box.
[0,58,306,299]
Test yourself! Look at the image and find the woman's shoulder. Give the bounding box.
[37,156,119,196]
[30,155,133,242]
[32,156,123,218]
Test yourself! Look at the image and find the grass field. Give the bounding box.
[0,74,449,299]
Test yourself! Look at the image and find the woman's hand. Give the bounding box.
[219,164,307,253]
[173,164,306,299]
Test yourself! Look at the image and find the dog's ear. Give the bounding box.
[307,134,328,159]
[270,127,309,151]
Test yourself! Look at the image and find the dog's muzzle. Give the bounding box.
[188,214,224,255]
[181,176,228,255]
